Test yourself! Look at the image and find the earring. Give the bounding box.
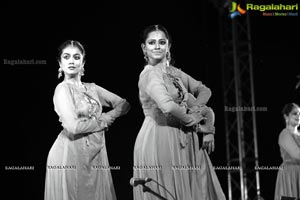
[144,54,148,62]
[80,68,85,76]
[166,51,171,67]
[58,68,63,79]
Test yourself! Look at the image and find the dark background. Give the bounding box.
[2,1,299,200]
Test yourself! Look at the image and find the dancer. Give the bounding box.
[45,40,130,200]
[133,24,226,200]
[274,103,300,200]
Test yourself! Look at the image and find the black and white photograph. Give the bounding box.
[3,0,299,200]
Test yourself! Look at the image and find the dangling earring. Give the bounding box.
[285,118,289,126]
[58,68,63,79]
[166,51,171,67]
[144,54,148,62]
[80,67,85,76]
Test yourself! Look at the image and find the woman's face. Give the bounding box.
[142,30,170,63]
[285,106,300,127]
[59,45,84,77]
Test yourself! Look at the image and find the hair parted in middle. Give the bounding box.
[141,24,175,66]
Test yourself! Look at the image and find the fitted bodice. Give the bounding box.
[279,129,300,164]
[139,65,189,126]
[68,83,102,120]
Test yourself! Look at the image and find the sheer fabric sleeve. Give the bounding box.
[53,83,107,135]
[93,83,130,120]
[179,69,212,106]
[141,70,199,127]
[279,130,300,160]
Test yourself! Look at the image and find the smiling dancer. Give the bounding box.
[274,103,300,200]
[132,25,226,200]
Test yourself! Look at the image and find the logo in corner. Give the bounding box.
[229,1,246,19]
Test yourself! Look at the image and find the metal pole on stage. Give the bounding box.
[214,0,264,199]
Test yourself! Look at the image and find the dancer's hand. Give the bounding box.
[196,124,215,134]
[188,104,206,114]
[202,134,215,154]
[99,113,115,126]
[190,112,207,125]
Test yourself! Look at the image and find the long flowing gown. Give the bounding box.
[45,81,129,200]
[133,64,226,200]
[274,128,300,200]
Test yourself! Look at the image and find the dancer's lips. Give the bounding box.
[152,51,162,54]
